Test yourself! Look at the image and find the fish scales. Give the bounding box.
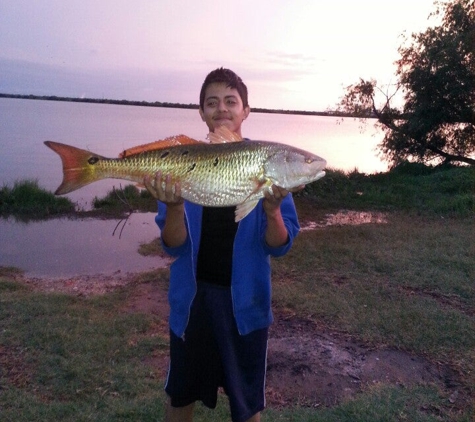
[98,142,272,207]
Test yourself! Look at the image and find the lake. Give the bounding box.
[0,98,387,277]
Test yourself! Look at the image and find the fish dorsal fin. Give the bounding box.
[119,134,202,158]
[207,126,243,144]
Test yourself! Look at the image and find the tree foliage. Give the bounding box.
[338,0,475,166]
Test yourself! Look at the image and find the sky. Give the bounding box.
[0,0,440,111]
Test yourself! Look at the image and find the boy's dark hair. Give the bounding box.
[199,67,249,109]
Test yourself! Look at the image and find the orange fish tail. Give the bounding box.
[44,141,106,194]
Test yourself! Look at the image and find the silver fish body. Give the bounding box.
[45,139,326,220]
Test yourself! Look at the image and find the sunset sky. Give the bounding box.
[0,0,439,111]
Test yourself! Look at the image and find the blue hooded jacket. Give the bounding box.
[156,196,300,337]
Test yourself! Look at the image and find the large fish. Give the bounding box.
[44,129,326,221]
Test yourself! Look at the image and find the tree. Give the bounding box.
[337,0,475,167]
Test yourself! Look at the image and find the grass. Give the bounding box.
[299,163,474,216]
[0,179,75,220]
[264,384,472,422]
[2,214,473,420]
[92,184,157,214]
[75,163,475,218]
[1,163,474,420]
[1,163,473,219]
[272,214,474,365]
[0,276,169,421]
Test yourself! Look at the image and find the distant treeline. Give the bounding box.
[0,93,357,117]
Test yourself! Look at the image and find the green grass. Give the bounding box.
[264,384,473,422]
[1,210,473,420]
[299,163,474,216]
[1,163,473,219]
[0,277,169,421]
[1,163,474,420]
[0,179,75,220]
[92,184,157,214]
[272,214,474,363]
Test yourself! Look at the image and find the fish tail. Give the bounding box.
[44,141,106,194]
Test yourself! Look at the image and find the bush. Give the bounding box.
[0,180,74,219]
[299,165,474,216]
[92,184,156,212]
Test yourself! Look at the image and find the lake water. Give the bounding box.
[0,98,387,277]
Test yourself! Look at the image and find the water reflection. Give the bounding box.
[0,213,169,278]
[300,211,388,230]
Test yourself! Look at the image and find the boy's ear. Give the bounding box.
[243,106,251,120]
[199,108,205,121]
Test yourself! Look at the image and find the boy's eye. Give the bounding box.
[206,100,218,107]
[226,99,237,106]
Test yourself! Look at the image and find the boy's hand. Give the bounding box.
[263,185,287,213]
[144,171,184,206]
[263,184,304,214]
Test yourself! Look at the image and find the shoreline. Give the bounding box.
[0,92,375,118]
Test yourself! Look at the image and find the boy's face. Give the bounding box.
[199,82,250,135]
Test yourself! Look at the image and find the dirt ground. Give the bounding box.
[21,270,464,409]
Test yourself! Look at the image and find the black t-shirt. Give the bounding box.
[196,206,238,287]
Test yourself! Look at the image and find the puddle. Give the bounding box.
[0,213,169,278]
[301,210,388,230]
[1,210,388,277]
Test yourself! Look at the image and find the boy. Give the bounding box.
[144,68,300,422]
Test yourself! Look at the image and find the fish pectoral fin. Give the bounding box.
[207,126,243,144]
[240,177,271,202]
[119,134,202,157]
[235,199,260,222]
[234,178,273,222]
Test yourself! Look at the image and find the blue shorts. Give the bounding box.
[165,282,268,422]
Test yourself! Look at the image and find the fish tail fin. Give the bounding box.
[44,141,106,194]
